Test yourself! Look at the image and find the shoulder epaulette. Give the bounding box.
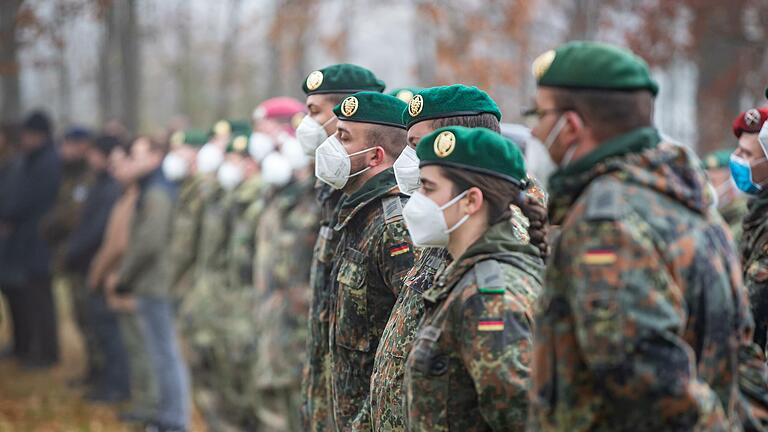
[475,260,506,294]
[382,195,404,223]
[585,178,626,221]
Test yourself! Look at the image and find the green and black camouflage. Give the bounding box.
[404,218,543,431]
[253,176,319,431]
[302,181,343,432]
[530,128,767,431]
[327,169,415,431]
[166,174,206,305]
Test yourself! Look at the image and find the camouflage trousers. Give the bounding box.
[257,386,303,432]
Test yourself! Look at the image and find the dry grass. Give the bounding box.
[0,279,207,432]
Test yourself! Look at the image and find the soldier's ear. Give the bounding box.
[463,187,484,216]
[368,146,386,167]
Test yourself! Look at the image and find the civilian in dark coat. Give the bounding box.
[0,111,62,367]
[64,135,126,397]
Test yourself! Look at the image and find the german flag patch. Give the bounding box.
[478,319,504,332]
[583,249,617,265]
[390,243,411,257]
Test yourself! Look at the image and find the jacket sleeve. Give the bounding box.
[1,150,60,223]
[555,218,726,428]
[457,292,531,431]
[118,187,173,287]
[65,182,120,270]
[375,219,415,297]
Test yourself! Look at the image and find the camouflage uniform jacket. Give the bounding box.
[166,174,206,304]
[226,176,266,292]
[404,220,544,431]
[328,168,415,431]
[741,194,768,351]
[253,176,319,388]
[366,181,547,432]
[719,194,748,246]
[530,128,756,431]
[302,181,344,432]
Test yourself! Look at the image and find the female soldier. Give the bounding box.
[402,126,544,431]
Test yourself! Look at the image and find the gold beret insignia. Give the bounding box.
[408,94,423,117]
[233,136,248,152]
[170,131,185,149]
[306,70,324,91]
[532,50,556,80]
[214,120,231,137]
[341,96,359,117]
[396,90,414,103]
[433,131,456,158]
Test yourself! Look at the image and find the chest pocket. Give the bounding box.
[336,247,370,352]
[316,226,336,265]
[406,325,448,430]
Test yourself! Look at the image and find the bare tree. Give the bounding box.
[0,0,23,122]
[216,0,243,120]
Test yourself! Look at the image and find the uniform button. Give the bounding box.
[430,355,448,376]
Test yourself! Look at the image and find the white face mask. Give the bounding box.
[248,132,275,162]
[279,134,310,170]
[162,152,189,182]
[760,121,768,155]
[197,143,224,174]
[393,146,420,195]
[402,190,470,248]
[296,115,335,156]
[217,161,244,191]
[261,151,293,187]
[314,135,378,190]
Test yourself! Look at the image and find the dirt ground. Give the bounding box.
[0,279,207,432]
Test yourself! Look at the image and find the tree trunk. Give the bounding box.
[121,0,141,133]
[216,0,243,120]
[0,0,23,123]
[98,2,117,125]
[176,0,194,120]
[693,9,744,154]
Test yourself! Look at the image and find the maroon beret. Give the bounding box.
[733,107,768,138]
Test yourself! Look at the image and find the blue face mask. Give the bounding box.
[730,154,766,195]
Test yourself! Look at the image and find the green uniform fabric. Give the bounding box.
[404,219,543,431]
[742,192,768,352]
[166,175,206,305]
[327,169,415,431]
[533,40,659,95]
[177,177,237,427]
[253,177,319,431]
[368,247,448,431]
[302,182,343,432]
[530,128,762,430]
[720,194,748,245]
[367,178,547,431]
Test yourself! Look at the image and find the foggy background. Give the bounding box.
[2,0,767,154]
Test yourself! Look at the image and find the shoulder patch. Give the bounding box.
[475,260,506,294]
[585,178,626,221]
[382,195,404,223]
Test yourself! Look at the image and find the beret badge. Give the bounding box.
[306,70,324,91]
[532,50,556,80]
[341,96,359,117]
[433,131,456,158]
[409,94,424,117]
[745,109,762,127]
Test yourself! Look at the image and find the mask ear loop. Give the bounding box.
[440,190,471,234]
[346,146,383,179]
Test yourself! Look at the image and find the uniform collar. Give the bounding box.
[335,168,399,230]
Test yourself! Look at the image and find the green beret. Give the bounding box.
[402,84,502,129]
[333,91,407,129]
[302,64,385,95]
[702,149,733,170]
[533,41,659,96]
[170,128,208,149]
[226,133,251,154]
[209,119,250,139]
[417,126,526,187]
[388,87,421,103]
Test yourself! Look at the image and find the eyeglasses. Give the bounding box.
[521,107,572,128]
